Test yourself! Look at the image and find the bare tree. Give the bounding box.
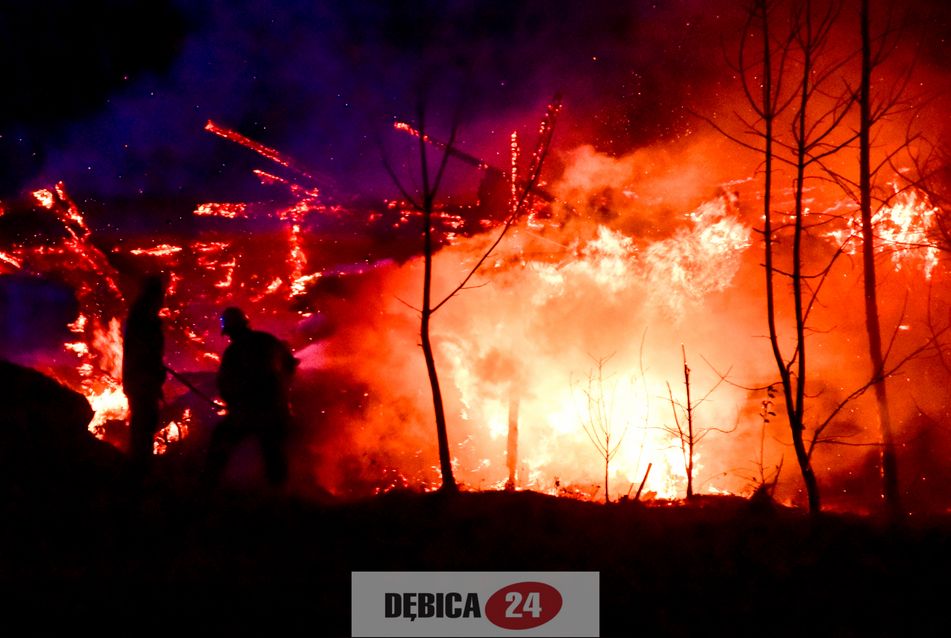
[663,346,731,499]
[857,0,900,516]
[575,355,628,503]
[705,0,864,513]
[808,0,931,518]
[383,97,559,493]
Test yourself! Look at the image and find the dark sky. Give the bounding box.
[1,0,947,229]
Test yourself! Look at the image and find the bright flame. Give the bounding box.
[418,194,753,500]
[642,197,751,314]
[828,187,940,278]
[86,382,129,434]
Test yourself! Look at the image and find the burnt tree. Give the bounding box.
[707,0,860,514]
[664,346,731,500]
[576,355,628,503]
[383,98,558,493]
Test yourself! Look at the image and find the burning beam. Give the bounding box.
[128,244,184,257]
[204,119,333,190]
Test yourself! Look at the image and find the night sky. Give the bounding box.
[0,1,742,223]
[1,1,948,230]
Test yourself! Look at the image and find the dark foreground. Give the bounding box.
[1,478,949,637]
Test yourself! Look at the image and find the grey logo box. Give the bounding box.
[351,571,599,637]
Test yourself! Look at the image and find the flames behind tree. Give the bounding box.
[1,97,948,511]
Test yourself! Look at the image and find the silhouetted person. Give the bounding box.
[122,274,166,477]
[205,307,298,488]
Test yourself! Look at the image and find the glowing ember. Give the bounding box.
[193,202,249,219]
[32,188,55,209]
[0,251,22,270]
[155,408,191,455]
[129,244,184,257]
[214,258,236,289]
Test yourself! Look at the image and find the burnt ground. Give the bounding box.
[1,477,950,637]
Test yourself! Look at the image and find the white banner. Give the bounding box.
[351,571,599,637]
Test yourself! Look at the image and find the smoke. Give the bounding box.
[290,118,951,510]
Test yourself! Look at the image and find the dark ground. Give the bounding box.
[2,359,951,636]
[2,479,950,637]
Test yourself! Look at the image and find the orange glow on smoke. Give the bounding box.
[32,188,55,209]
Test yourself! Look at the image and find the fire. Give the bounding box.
[32,188,55,209]
[875,189,940,278]
[205,120,301,175]
[64,341,89,356]
[828,187,940,278]
[214,258,236,289]
[6,186,132,435]
[377,192,756,501]
[193,202,249,219]
[77,318,129,434]
[642,196,751,314]
[155,408,191,455]
[0,251,21,270]
[87,382,129,434]
[129,244,183,257]
[3,99,944,510]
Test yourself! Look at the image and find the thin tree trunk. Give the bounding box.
[759,0,819,514]
[788,1,821,514]
[859,0,901,518]
[760,0,795,504]
[421,189,457,493]
[682,345,694,499]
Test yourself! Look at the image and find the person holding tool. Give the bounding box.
[122,273,167,479]
[204,307,299,489]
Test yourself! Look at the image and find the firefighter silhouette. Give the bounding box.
[122,274,167,475]
[205,307,298,487]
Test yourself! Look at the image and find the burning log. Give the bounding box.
[633,463,653,502]
[204,119,323,187]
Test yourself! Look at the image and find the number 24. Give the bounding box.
[505,591,541,618]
